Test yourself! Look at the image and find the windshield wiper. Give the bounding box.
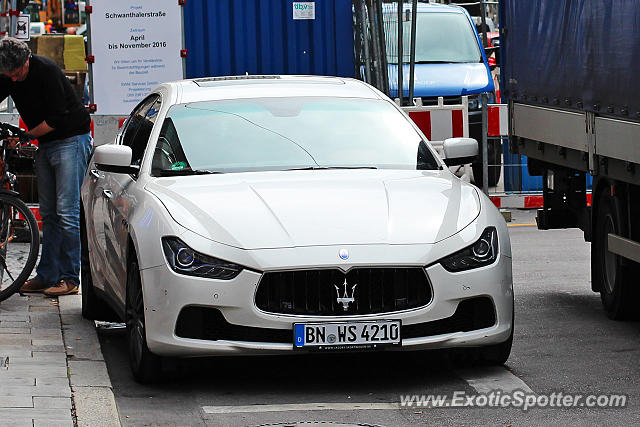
[284,166,377,171]
[326,166,378,170]
[156,169,222,176]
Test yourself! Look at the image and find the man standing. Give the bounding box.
[0,38,92,296]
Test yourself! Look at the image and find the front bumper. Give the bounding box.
[141,245,513,357]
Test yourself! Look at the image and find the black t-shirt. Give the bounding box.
[0,54,90,143]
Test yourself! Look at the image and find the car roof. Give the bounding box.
[162,75,384,104]
[382,2,467,14]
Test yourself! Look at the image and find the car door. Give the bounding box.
[102,95,161,305]
[84,156,108,292]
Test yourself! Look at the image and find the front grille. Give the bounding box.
[420,95,464,106]
[173,297,496,343]
[255,268,432,316]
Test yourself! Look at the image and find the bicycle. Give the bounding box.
[0,122,40,302]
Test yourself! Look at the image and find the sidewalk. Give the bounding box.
[0,293,121,427]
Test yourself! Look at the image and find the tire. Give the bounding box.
[80,213,119,321]
[593,191,639,320]
[472,139,502,188]
[0,194,40,302]
[126,256,162,383]
[477,329,513,365]
[452,307,514,366]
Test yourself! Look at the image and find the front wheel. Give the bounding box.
[0,194,40,302]
[126,257,161,383]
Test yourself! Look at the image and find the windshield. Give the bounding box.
[384,11,482,64]
[151,97,439,175]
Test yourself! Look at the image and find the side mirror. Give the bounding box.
[443,137,479,166]
[94,145,138,174]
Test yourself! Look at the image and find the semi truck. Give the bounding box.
[500,0,640,319]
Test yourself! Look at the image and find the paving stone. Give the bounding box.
[29,305,58,312]
[0,377,35,386]
[30,313,60,325]
[72,386,121,427]
[28,297,57,307]
[33,396,72,409]
[68,360,111,387]
[31,329,63,336]
[0,299,29,310]
[34,420,74,427]
[0,418,34,427]
[0,396,33,408]
[0,408,71,420]
[0,334,32,345]
[0,327,30,334]
[0,385,71,398]
[32,338,63,346]
[0,315,30,322]
[6,357,67,367]
[1,365,69,378]
[36,377,70,387]
[31,331,62,338]
[0,346,32,357]
[0,321,31,328]
[31,351,68,361]
[25,344,65,352]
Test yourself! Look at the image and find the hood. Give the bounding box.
[146,170,481,250]
[387,63,493,98]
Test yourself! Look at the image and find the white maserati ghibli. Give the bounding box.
[80,76,513,383]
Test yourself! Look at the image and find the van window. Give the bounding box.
[385,11,482,64]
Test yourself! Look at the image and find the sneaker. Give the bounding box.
[20,277,50,293]
[43,279,79,296]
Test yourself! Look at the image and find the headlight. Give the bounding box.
[162,237,243,280]
[467,93,496,111]
[468,95,480,111]
[440,227,499,272]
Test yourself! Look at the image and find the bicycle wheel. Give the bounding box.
[0,194,40,302]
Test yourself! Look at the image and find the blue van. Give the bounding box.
[382,3,499,186]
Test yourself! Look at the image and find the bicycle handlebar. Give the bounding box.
[0,122,36,144]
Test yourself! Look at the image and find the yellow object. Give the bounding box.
[36,35,65,68]
[63,35,87,71]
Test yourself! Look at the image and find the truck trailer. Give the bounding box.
[500,0,640,319]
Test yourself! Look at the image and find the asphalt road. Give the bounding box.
[98,210,640,426]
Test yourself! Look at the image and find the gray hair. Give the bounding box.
[0,38,31,73]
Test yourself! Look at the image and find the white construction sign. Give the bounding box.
[90,0,184,115]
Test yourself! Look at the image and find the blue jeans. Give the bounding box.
[35,133,93,286]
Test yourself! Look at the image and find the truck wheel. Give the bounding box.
[593,193,638,319]
[472,139,502,188]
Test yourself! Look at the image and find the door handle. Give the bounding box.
[90,169,103,179]
[102,190,113,199]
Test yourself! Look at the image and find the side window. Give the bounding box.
[121,95,162,171]
[151,118,190,174]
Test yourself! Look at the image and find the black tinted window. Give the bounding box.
[121,95,161,169]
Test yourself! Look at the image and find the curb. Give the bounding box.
[58,295,121,427]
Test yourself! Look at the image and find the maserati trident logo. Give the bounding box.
[338,248,349,260]
[335,278,357,312]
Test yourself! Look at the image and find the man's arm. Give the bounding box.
[28,120,54,137]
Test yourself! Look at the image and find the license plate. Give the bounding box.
[293,320,401,350]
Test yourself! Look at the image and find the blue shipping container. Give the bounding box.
[183,0,355,79]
